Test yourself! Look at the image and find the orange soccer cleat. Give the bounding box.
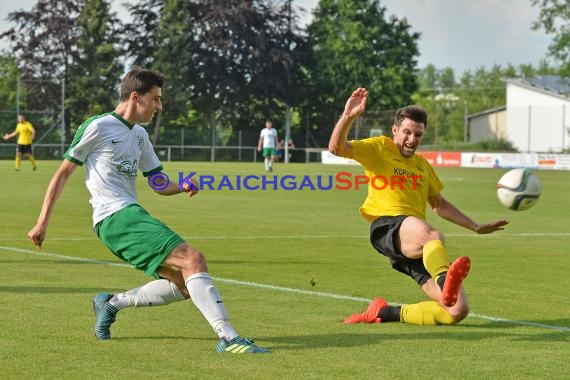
[343,297,388,324]
[441,256,471,307]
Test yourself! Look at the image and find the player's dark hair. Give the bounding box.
[120,68,165,101]
[394,105,428,128]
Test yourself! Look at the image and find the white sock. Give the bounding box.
[108,279,185,310]
[264,158,270,170]
[185,272,238,340]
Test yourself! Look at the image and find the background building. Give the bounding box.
[467,106,507,144]
[504,76,570,152]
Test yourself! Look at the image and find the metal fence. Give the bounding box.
[0,143,326,163]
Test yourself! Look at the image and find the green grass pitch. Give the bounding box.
[0,160,568,379]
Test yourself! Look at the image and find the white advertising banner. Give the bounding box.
[460,152,502,168]
[538,153,570,170]
[321,151,360,165]
[496,153,538,169]
[321,149,569,171]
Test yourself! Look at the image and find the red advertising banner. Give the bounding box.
[418,151,461,167]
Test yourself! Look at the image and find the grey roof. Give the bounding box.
[504,75,570,100]
[526,75,570,94]
[466,105,506,120]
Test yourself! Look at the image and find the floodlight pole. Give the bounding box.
[61,76,65,155]
[463,101,468,144]
[16,77,20,116]
[284,0,292,164]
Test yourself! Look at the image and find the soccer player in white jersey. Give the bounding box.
[27,68,269,353]
[257,120,278,172]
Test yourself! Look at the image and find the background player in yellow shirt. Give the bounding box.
[330,88,508,326]
[3,114,37,171]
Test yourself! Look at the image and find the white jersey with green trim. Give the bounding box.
[260,127,278,148]
[64,112,163,227]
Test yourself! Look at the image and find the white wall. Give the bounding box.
[506,84,570,152]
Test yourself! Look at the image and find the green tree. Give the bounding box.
[0,54,19,109]
[0,0,84,141]
[0,54,20,132]
[413,64,516,147]
[150,0,304,154]
[413,66,459,146]
[67,0,124,128]
[121,0,163,67]
[532,0,570,76]
[304,0,420,145]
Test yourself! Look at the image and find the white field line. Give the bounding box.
[1,245,569,333]
[1,232,570,242]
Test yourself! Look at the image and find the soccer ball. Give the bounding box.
[496,169,541,211]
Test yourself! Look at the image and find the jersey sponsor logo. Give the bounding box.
[117,159,138,177]
[111,139,122,144]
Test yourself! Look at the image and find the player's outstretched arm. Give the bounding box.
[3,130,17,140]
[328,88,368,158]
[429,194,508,234]
[471,219,509,234]
[28,160,77,249]
[150,173,199,198]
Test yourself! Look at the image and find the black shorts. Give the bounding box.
[370,215,431,286]
[17,144,32,154]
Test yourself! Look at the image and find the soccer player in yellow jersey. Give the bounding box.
[3,114,37,171]
[330,88,508,326]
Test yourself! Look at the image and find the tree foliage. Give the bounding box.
[0,55,19,109]
[0,0,565,151]
[0,55,20,131]
[304,0,420,143]
[0,0,123,140]
[531,0,570,76]
[0,0,82,133]
[67,0,124,126]
[120,0,164,67]
[149,0,305,149]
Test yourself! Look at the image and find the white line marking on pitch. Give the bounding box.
[1,232,569,242]
[2,245,568,333]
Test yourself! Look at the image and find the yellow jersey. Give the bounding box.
[15,121,35,145]
[351,136,443,222]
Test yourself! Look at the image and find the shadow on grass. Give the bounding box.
[461,319,570,334]
[109,335,193,341]
[259,327,570,350]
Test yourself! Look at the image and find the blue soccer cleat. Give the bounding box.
[216,336,270,353]
[92,292,119,340]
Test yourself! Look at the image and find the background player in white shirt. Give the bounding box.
[257,120,278,172]
[27,68,269,354]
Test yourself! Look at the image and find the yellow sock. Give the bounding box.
[422,240,450,279]
[401,301,455,325]
[29,155,37,169]
[15,156,21,170]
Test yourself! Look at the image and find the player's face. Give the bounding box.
[136,86,162,122]
[392,118,425,158]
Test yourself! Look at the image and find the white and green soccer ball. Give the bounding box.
[496,168,541,211]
